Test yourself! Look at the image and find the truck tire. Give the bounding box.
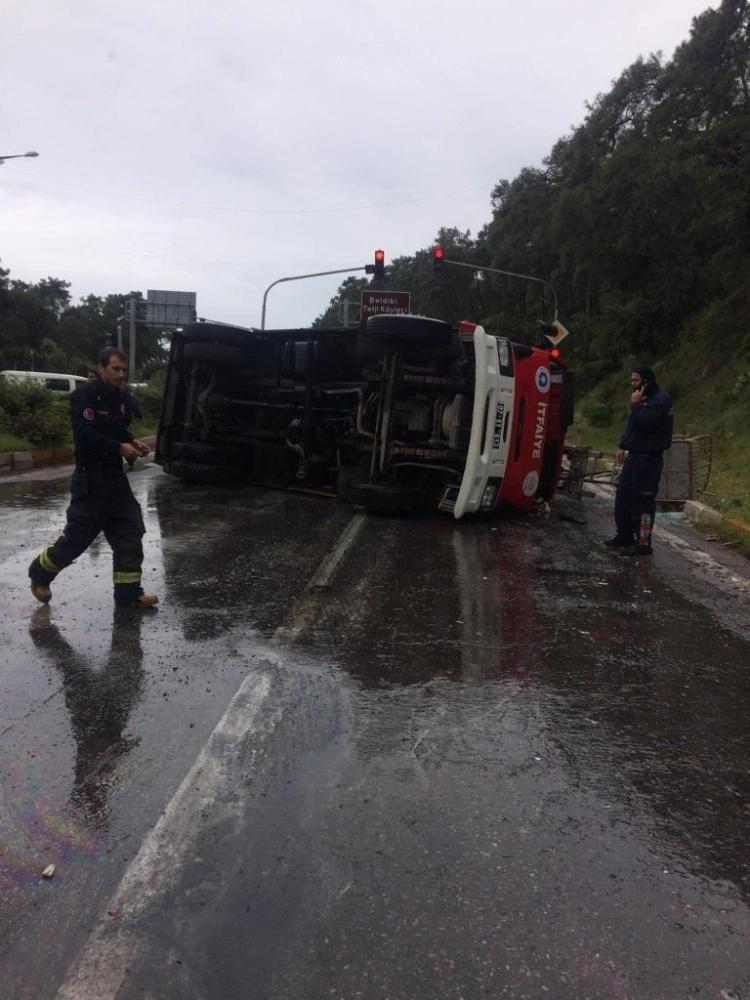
[356,314,453,361]
[169,460,241,485]
[366,314,453,345]
[348,482,431,515]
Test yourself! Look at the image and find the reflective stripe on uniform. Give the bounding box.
[113,571,142,584]
[39,549,61,573]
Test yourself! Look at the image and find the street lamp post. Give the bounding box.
[0,151,39,165]
[260,265,369,330]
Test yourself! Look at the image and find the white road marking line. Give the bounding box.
[56,670,273,1000]
[56,514,366,999]
[272,513,366,648]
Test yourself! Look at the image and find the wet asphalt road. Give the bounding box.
[1,462,750,1000]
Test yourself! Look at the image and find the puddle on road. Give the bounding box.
[203,508,750,1000]
[287,515,750,912]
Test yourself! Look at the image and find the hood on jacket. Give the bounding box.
[632,363,659,396]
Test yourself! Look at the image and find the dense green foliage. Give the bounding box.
[0,378,70,446]
[0,374,165,452]
[0,269,167,379]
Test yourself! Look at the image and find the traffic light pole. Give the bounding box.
[261,266,369,330]
[444,259,559,320]
[128,296,138,380]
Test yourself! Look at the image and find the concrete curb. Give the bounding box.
[0,445,74,473]
[682,499,723,528]
[0,437,156,475]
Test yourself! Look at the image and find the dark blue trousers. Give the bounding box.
[30,467,146,604]
[614,453,663,545]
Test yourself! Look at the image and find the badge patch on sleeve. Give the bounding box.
[83,407,95,421]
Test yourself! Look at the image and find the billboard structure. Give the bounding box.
[145,290,197,328]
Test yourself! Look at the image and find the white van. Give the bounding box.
[0,370,87,394]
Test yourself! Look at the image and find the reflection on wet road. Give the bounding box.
[28,607,146,822]
[1,464,749,999]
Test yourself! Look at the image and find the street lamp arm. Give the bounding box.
[0,150,40,164]
[444,259,558,320]
[261,265,368,329]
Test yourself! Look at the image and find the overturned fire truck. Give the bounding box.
[156,313,575,518]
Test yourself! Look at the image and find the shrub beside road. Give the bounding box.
[0,376,162,465]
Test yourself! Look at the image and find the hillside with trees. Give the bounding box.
[316,1,749,375]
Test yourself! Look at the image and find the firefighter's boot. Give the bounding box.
[31,583,53,604]
[130,593,159,608]
[28,556,55,604]
[114,583,159,608]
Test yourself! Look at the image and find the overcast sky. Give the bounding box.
[2,0,715,330]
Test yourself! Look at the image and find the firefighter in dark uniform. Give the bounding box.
[604,363,674,557]
[28,348,158,608]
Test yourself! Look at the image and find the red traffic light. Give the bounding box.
[432,245,445,278]
[373,249,385,280]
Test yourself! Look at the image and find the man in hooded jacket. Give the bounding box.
[604,363,673,556]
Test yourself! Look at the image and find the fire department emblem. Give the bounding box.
[535,367,550,392]
[522,470,539,497]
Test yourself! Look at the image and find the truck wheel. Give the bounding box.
[169,461,241,484]
[348,482,431,515]
[356,314,453,361]
[171,442,244,466]
[366,314,453,345]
